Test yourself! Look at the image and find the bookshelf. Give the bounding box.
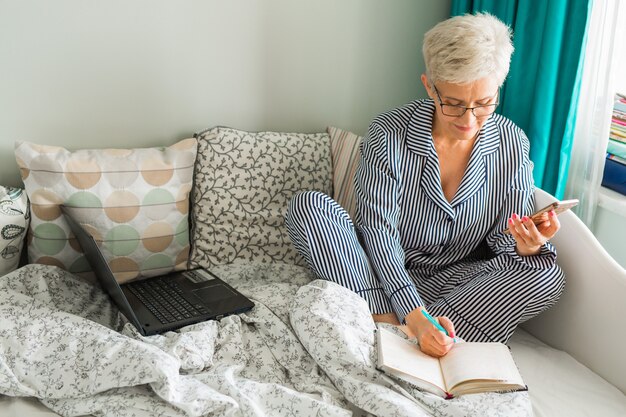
[601,94,626,195]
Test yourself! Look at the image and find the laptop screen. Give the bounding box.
[61,208,143,330]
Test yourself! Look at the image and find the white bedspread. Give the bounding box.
[0,264,532,417]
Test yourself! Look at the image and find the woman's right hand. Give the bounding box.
[405,307,456,357]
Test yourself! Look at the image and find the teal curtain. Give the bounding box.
[451,0,592,198]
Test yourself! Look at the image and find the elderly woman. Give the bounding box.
[286,13,564,357]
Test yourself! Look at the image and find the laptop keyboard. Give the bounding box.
[128,278,210,324]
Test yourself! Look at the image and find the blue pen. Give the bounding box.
[421,310,457,343]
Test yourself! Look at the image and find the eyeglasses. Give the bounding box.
[432,84,499,118]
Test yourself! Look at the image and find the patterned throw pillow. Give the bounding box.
[327,126,362,220]
[14,139,197,282]
[0,186,29,276]
[190,126,332,268]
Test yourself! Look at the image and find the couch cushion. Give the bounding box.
[190,126,331,268]
[0,186,29,276]
[14,139,197,282]
[509,329,626,417]
[327,126,362,220]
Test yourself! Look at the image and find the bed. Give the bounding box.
[2,131,626,416]
[1,256,625,416]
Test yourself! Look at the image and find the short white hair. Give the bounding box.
[422,13,514,86]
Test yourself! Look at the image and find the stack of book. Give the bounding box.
[602,93,626,195]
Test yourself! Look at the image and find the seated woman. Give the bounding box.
[286,13,564,358]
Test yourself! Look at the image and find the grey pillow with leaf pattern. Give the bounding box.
[189,126,332,268]
[0,186,29,276]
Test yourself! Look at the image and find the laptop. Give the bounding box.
[62,209,255,336]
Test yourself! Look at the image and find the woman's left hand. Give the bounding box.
[508,211,560,256]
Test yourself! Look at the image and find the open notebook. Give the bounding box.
[376,327,527,399]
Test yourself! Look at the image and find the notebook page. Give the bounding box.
[439,342,522,391]
[377,328,446,392]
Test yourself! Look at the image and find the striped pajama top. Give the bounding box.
[354,99,557,322]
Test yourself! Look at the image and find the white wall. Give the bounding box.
[0,0,451,187]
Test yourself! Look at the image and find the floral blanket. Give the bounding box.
[0,264,532,417]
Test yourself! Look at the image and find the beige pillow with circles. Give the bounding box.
[15,139,197,282]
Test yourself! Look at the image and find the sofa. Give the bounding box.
[0,126,625,417]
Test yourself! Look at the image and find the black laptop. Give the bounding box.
[63,210,255,336]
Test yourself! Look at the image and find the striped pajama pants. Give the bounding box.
[286,191,565,343]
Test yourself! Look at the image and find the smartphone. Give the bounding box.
[503,199,579,234]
